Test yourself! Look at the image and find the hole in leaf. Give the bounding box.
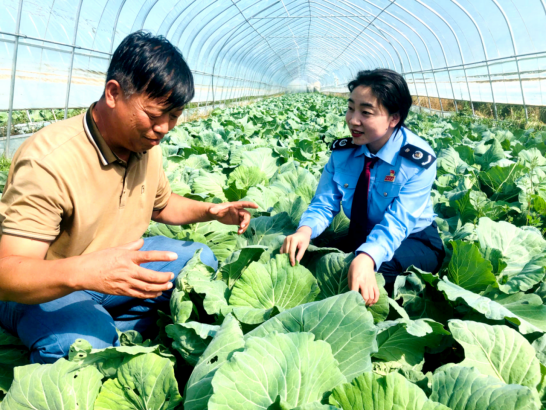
[209,356,218,364]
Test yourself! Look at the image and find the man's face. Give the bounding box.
[114,92,183,153]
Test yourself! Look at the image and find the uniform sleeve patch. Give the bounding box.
[400,144,436,169]
[330,138,357,151]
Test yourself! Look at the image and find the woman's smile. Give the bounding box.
[350,129,365,138]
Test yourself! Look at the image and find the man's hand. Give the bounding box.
[75,239,178,299]
[280,226,312,266]
[348,253,379,306]
[208,201,259,234]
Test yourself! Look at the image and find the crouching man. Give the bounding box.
[0,31,257,364]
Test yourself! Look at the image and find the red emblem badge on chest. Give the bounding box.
[384,170,396,182]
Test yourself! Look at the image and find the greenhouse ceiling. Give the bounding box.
[2,0,546,112]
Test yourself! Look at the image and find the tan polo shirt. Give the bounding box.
[0,104,172,260]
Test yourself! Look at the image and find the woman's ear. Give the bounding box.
[389,112,401,129]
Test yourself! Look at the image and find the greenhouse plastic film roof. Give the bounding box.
[2,0,546,112]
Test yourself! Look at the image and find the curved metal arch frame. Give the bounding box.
[140,0,394,106]
[217,1,395,90]
[317,0,398,74]
[490,0,528,120]
[224,19,384,86]
[169,3,268,99]
[124,0,415,106]
[235,0,474,107]
[206,13,283,104]
[38,0,73,68]
[320,0,405,71]
[415,0,474,115]
[208,0,388,94]
[171,1,231,66]
[332,1,462,113]
[348,0,444,114]
[130,0,158,32]
[300,2,399,70]
[450,0,498,120]
[206,3,309,98]
[257,0,396,71]
[316,0,404,69]
[166,2,247,104]
[222,1,319,83]
[196,2,293,102]
[389,1,458,113]
[91,0,123,52]
[304,8,394,70]
[334,0,433,109]
[179,2,234,61]
[8,0,546,144]
[332,0,424,105]
[241,19,382,73]
[156,0,196,36]
[208,16,283,77]
[227,1,295,78]
[108,0,127,56]
[223,40,285,102]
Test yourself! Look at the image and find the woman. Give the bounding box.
[280,69,445,306]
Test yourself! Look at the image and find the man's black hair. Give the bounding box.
[106,31,194,110]
[347,69,412,133]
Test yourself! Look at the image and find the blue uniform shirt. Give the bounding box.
[298,127,437,271]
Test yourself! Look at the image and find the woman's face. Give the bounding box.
[345,85,400,153]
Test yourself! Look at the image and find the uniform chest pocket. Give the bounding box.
[374,182,402,199]
[333,172,359,192]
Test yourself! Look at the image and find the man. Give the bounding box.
[0,31,257,364]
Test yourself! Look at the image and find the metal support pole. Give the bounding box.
[5,0,24,157]
[451,1,497,120]
[212,74,215,109]
[388,1,448,116]
[204,75,212,112]
[490,0,528,120]
[64,0,84,119]
[416,0,474,116]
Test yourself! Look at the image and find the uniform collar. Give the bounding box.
[84,102,143,167]
[355,127,405,166]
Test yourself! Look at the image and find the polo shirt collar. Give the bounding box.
[355,127,405,166]
[83,103,143,166]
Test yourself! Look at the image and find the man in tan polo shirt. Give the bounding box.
[0,31,257,364]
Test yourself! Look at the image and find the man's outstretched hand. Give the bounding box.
[74,239,178,299]
[208,201,259,234]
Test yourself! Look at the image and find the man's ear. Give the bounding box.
[104,80,123,109]
[389,112,401,129]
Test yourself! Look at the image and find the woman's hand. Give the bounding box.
[348,253,379,306]
[280,226,312,266]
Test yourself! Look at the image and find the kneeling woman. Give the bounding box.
[280,69,444,306]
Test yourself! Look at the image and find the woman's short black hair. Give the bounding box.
[347,69,412,132]
[106,31,194,110]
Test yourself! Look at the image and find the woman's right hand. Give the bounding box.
[280,226,312,266]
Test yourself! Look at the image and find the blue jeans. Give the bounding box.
[0,236,218,364]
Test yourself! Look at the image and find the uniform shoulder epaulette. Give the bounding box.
[400,144,436,169]
[330,138,357,151]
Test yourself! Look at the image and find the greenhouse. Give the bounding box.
[1,0,546,409]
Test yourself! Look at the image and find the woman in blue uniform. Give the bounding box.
[280,69,444,306]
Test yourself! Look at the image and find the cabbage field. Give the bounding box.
[2,93,546,409]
